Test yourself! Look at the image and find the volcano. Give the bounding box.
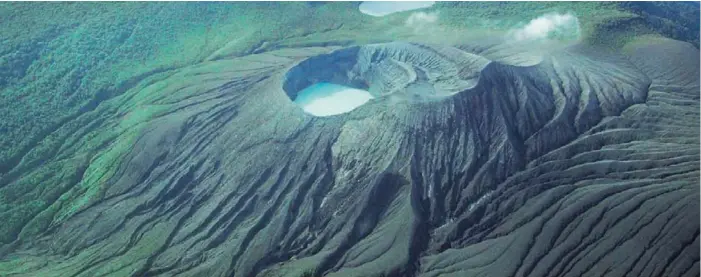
[0,2,698,277]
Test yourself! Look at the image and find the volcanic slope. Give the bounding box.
[0,38,698,277]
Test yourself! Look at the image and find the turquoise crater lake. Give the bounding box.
[293,82,374,117]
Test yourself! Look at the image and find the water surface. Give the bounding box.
[294,82,374,117]
[358,1,435,17]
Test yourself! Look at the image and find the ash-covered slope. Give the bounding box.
[3,39,698,277]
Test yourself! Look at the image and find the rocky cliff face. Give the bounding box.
[4,39,698,277]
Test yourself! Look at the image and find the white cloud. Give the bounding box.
[509,13,581,42]
[406,11,438,26]
[405,11,439,34]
